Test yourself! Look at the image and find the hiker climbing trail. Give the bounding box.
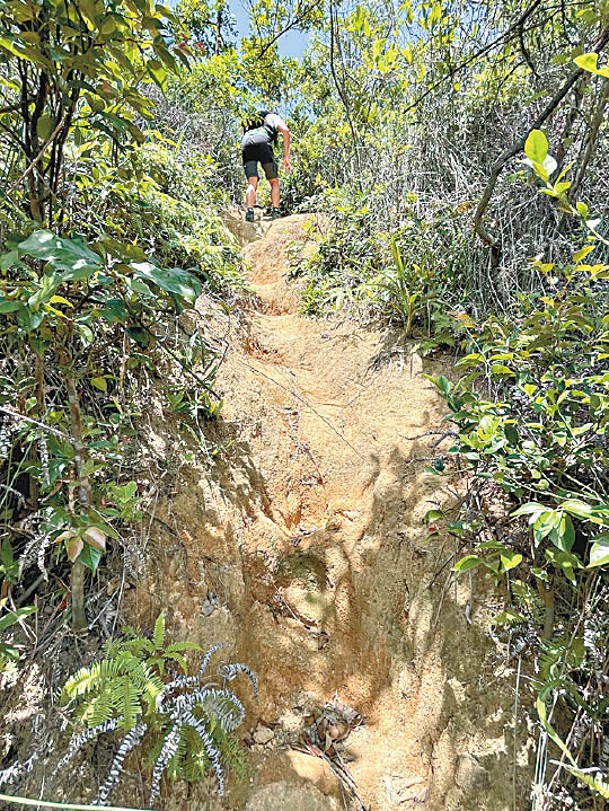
[130,215,526,811]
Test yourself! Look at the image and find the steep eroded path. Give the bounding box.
[132,215,526,811]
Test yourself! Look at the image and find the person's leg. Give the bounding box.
[246,175,259,208]
[269,178,280,208]
[263,160,281,217]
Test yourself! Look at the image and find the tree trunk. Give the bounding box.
[70,560,88,632]
[61,351,93,633]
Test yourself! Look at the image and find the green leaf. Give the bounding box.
[500,550,523,571]
[536,681,579,765]
[574,52,600,72]
[36,113,55,141]
[512,502,545,518]
[573,245,595,263]
[0,299,22,313]
[524,130,549,163]
[588,539,609,568]
[19,231,101,279]
[452,554,481,573]
[562,499,594,521]
[91,376,108,392]
[494,609,525,625]
[423,509,444,523]
[558,514,575,552]
[77,544,103,572]
[574,52,609,77]
[131,262,201,303]
[147,59,167,91]
[0,604,36,633]
[153,611,166,649]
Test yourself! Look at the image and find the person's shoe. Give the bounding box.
[271,207,282,220]
[245,208,255,222]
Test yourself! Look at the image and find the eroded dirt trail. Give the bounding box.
[132,215,526,811]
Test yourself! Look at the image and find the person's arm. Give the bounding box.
[280,125,291,171]
[276,119,291,171]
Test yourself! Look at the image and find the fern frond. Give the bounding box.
[62,655,142,702]
[153,613,166,650]
[59,630,254,805]
[178,727,210,783]
[120,637,156,658]
[113,678,142,731]
[80,688,116,730]
[179,710,225,795]
[219,662,259,699]
[211,727,248,780]
[162,652,188,674]
[198,642,228,677]
[95,719,148,806]
[57,718,121,771]
[164,642,202,654]
[196,689,245,733]
[149,725,181,805]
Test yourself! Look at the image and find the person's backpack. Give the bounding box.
[242,110,278,144]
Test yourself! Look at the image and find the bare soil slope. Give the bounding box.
[130,214,528,811]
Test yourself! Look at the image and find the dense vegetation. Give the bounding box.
[0,0,608,807]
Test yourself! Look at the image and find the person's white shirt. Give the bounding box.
[264,113,288,131]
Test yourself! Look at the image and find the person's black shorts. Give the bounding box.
[242,142,278,181]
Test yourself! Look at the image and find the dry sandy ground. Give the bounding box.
[128,213,530,811]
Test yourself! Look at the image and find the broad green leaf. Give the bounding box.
[500,551,523,571]
[573,245,595,263]
[131,262,201,303]
[19,231,101,279]
[588,541,609,568]
[91,376,108,392]
[512,502,545,518]
[0,299,22,313]
[524,130,548,163]
[562,499,594,520]
[77,543,103,572]
[36,113,55,141]
[574,52,600,72]
[574,52,609,77]
[452,554,481,573]
[0,604,36,632]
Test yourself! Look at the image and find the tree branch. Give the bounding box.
[473,25,609,253]
[256,0,323,58]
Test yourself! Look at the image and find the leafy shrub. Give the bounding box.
[66,134,244,293]
[59,614,255,805]
[427,131,609,806]
[293,187,473,348]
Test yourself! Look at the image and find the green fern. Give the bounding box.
[58,616,255,806]
[152,612,166,649]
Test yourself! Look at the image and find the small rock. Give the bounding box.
[253,723,275,745]
[201,591,220,617]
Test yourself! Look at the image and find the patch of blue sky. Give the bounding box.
[229,0,309,59]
